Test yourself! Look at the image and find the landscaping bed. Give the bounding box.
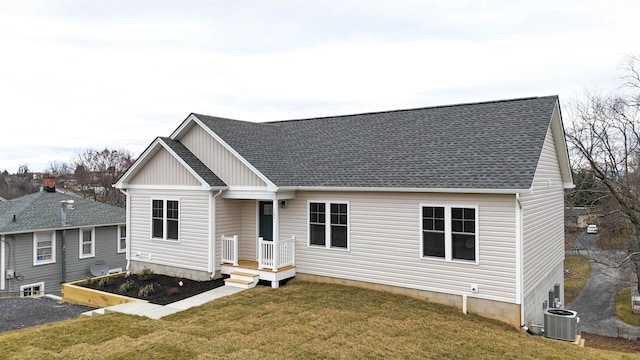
[75,269,225,306]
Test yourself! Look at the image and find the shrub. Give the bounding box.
[138,283,155,297]
[138,267,155,281]
[97,277,113,288]
[118,279,136,294]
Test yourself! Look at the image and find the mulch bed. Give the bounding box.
[79,273,225,305]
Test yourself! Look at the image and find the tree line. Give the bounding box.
[1,147,134,207]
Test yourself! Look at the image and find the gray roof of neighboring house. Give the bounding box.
[158,137,227,187]
[0,191,125,234]
[191,96,560,190]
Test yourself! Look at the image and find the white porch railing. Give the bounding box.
[221,235,238,266]
[258,236,296,271]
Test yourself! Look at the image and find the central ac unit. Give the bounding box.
[544,309,579,341]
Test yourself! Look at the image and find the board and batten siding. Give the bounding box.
[129,147,201,186]
[180,124,266,187]
[520,122,565,298]
[129,188,211,272]
[280,191,518,303]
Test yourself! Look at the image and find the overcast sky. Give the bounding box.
[1,1,638,174]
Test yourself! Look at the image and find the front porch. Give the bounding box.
[220,235,296,288]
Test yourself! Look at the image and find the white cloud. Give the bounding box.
[0,0,639,173]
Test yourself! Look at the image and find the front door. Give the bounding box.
[259,201,273,241]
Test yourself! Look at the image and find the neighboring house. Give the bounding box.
[114,96,573,329]
[0,177,126,297]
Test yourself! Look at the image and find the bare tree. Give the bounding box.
[47,160,72,177]
[566,54,640,289]
[73,147,134,206]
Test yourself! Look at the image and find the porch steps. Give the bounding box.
[224,271,259,289]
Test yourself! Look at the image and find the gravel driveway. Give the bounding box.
[0,296,95,333]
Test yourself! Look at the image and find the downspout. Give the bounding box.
[516,193,524,328]
[119,189,131,272]
[61,229,66,283]
[1,235,5,291]
[209,189,223,277]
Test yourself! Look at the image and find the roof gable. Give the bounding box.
[115,137,226,189]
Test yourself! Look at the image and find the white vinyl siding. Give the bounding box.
[33,231,56,265]
[180,124,266,187]
[78,228,95,259]
[521,119,566,301]
[281,191,517,303]
[129,188,211,273]
[129,147,201,186]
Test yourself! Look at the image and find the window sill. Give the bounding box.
[307,244,350,252]
[420,256,478,265]
[79,254,95,259]
[33,260,55,266]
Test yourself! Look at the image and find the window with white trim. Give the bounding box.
[33,231,56,265]
[152,199,179,241]
[20,282,44,297]
[421,205,478,262]
[118,225,127,253]
[308,201,349,249]
[79,228,95,258]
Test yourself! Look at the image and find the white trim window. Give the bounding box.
[117,225,127,253]
[421,204,478,262]
[79,228,95,259]
[33,231,56,265]
[151,199,180,241]
[20,282,44,297]
[308,201,349,250]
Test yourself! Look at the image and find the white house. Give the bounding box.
[114,96,573,328]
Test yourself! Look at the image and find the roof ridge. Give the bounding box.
[266,95,557,124]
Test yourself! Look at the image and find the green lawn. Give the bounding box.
[0,281,637,359]
[615,287,640,327]
[564,254,592,305]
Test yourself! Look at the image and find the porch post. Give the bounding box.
[272,200,279,273]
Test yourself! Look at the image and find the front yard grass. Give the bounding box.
[0,281,635,359]
[565,254,592,305]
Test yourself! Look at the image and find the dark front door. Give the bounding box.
[259,201,273,241]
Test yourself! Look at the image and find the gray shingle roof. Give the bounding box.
[158,137,226,187]
[0,191,125,234]
[191,96,560,190]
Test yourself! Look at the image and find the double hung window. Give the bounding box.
[309,201,349,249]
[421,205,477,262]
[152,199,180,241]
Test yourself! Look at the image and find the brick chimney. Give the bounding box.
[43,175,56,192]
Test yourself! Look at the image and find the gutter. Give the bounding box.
[275,185,532,195]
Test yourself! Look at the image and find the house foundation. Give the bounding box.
[296,273,521,329]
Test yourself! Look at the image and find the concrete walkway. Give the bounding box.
[82,285,245,319]
[566,232,640,338]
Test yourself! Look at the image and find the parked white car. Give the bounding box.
[586,224,599,234]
